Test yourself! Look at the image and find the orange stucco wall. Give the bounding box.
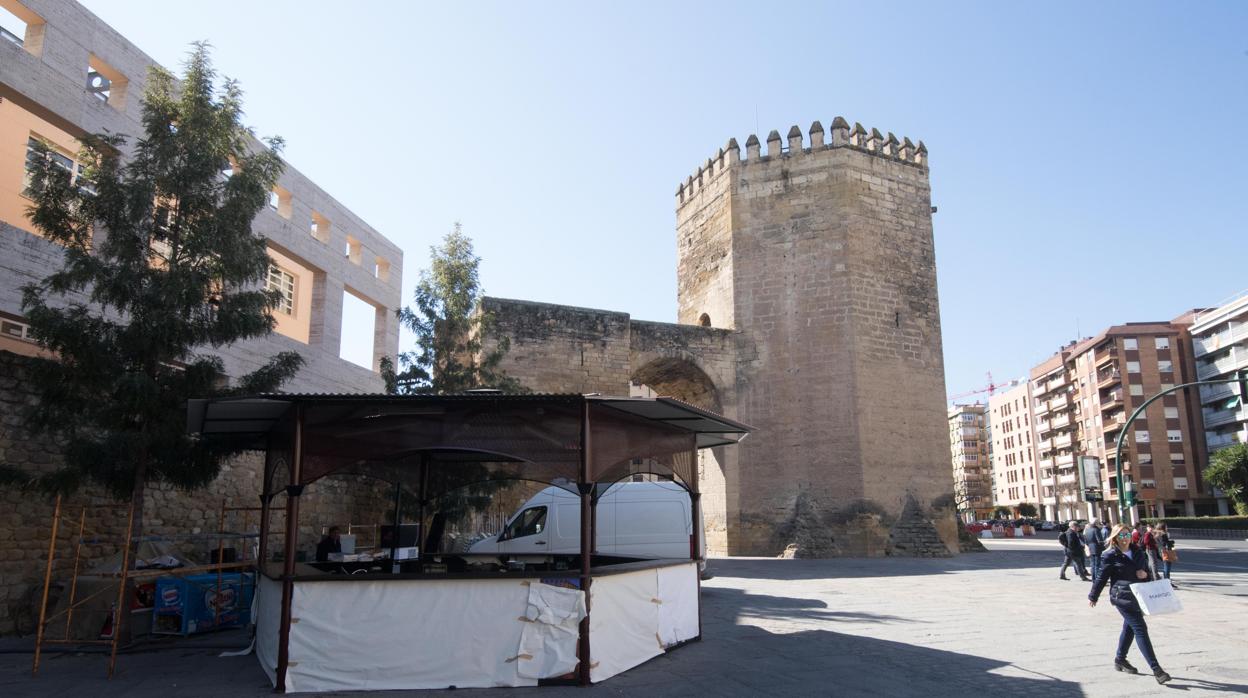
[0,98,80,237]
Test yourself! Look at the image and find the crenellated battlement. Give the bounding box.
[676,117,927,204]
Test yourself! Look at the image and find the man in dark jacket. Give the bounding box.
[1060,522,1091,581]
[1084,518,1106,581]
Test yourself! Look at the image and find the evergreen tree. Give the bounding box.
[3,44,303,541]
[388,223,522,394]
[1206,444,1248,515]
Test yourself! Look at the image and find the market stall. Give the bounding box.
[188,393,750,692]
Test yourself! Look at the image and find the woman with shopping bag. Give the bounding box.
[1154,522,1177,582]
[1088,523,1171,684]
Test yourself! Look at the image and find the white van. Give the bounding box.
[468,482,704,567]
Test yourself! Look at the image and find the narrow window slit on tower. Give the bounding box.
[895,312,901,328]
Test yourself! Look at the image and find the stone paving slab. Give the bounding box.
[2,540,1245,697]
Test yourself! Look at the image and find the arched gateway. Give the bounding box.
[479,119,959,557]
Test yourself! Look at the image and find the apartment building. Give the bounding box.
[1190,292,1248,515]
[948,403,993,522]
[987,380,1037,516]
[1030,350,1080,521]
[1030,318,1212,524]
[0,0,400,391]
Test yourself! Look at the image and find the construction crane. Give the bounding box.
[948,371,1014,402]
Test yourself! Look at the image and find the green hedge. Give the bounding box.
[1142,516,1248,530]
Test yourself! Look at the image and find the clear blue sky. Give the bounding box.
[81,0,1248,396]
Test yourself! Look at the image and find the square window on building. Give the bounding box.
[1155,337,1169,350]
[344,235,362,265]
[1129,384,1144,396]
[1164,406,1178,419]
[0,1,44,56]
[1169,453,1185,464]
[269,185,293,219]
[87,54,129,110]
[1123,338,1138,350]
[266,264,296,315]
[1135,430,1150,444]
[1158,360,1172,373]
[1173,477,1188,489]
[1166,430,1182,442]
[1138,453,1152,464]
[1161,383,1174,392]
[310,211,331,243]
[1126,361,1140,373]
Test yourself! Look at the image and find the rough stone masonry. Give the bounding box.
[481,119,957,557]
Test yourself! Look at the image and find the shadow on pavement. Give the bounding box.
[607,624,1083,697]
[701,586,923,625]
[707,549,1061,581]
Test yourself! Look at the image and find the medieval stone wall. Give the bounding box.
[0,350,393,636]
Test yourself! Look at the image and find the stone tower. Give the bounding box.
[481,117,956,557]
[674,119,953,556]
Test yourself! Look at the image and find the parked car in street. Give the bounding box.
[1039,521,1057,531]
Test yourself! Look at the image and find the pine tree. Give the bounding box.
[4,44,303,544]
[387,223,522,394]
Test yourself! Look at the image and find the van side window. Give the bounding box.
[503,506,547,540]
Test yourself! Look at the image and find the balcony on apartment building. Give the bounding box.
[1039,460,1054,472]
[1206,432,1242,450]
[1197,350,1244,380]
[1103,412,1126,433]
[1034,399,1050,415]
[1101,390,1124,411]
[1194,323,1248,359]
[1035,418,1051,433]
[1202,406,1247,429]
[1049,394,1070,411]
[1200,382,1236,406]
[1097,368,1122,388]
[1054,434,1074,449]
[1051,414,1072,430]
[1037,437,1053,451]
[1095,345,1118,366]
[1055,453,1075,468]
[1057,473,1078,486]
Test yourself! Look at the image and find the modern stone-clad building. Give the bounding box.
[987,380,1038,516]
[948,404,993,522]
[484,120,956,557]
[1190,292,1248,515]
[0,0,401,390]
[0,0,402,634]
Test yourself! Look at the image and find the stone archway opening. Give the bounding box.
[629,356,721,414]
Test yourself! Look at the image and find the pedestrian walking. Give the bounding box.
[1084,518,1106,582]
[1154,522,1177,582]
[1141,524,1161,580]
[1089,523,1171,684]
[1059,522,1091,581]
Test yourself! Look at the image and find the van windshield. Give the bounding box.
[502,506,547,540]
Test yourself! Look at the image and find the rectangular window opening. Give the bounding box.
[340,289,378,371]
[344,235,362,265]
[0,1,43,55]
[310,211,331,243]
[269,185,293,220]
[87,54,129,110]
[374,256,390,282]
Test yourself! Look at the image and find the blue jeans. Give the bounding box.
[1115,603,1160,670]
[1089,550,1103,581]
[1162,560,1172,579]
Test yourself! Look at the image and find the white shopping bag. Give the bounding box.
[1130,579,1182,616]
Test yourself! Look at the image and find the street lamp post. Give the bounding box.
[1113,371,1248,524]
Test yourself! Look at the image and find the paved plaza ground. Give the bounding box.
[3,535,1246,697]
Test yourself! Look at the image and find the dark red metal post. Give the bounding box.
[275,406,304,693]
[577,400,593,686]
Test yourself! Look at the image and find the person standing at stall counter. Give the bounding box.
[1088,523,1171,684]
[316,526,342,562]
